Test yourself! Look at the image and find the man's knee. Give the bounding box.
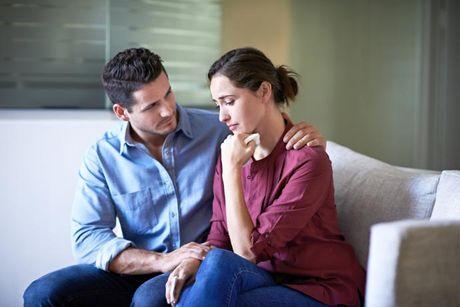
[24,274,64,306]
[23,264,96,307]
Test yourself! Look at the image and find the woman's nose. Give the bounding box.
[219,109,230,123]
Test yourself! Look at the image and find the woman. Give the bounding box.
[164,47,365,307]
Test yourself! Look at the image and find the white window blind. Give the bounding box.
[0,0,221,108]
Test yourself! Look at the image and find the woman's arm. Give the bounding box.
[222,165,256,262]
[219,134,257,262]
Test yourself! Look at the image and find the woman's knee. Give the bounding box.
[131,273,169,307]
[197,248,245,278]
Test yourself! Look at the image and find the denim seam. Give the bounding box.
[226,268,273,307]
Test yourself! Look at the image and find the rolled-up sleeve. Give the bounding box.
[71,145,134,271]
[249,154,332,263]
[206,157,232,250]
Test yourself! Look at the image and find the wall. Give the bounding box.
[289,0,424,168]
[0,110,117,306]
[221,0,291,65]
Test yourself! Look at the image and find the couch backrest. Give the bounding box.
[431,170,460,220]
[326,141,440,267]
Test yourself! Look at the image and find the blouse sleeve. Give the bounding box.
[250,151,333,263]
[206,156,232,250]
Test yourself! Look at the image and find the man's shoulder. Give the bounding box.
[184,107,219,121]
[88,122,124,153]
[183,107,226,131]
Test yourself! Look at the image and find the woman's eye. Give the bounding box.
[224,100,234,106]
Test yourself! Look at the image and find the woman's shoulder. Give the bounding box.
[283,145,332,173]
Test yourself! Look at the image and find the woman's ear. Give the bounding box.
[257,81,272,103]
[113,104,130,121]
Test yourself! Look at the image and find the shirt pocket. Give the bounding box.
[112,188,158,234]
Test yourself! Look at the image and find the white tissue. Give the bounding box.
[244,133,260,146]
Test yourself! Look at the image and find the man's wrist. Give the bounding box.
[148,251,166,273]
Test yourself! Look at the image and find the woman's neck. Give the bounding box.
[253,105,285,161]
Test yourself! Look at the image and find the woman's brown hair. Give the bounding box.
[208,47,298,106]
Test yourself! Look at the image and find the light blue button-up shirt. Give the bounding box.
[71,105,229,270]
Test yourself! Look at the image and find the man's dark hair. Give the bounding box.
[101,48,167,111]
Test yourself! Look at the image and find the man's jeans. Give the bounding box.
[175,248,327,307]
[23,264,171,307]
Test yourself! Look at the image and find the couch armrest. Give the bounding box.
[365,220,460,307]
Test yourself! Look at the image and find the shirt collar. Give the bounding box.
[117,104,194,154]
[118,122,135,154]
[175,104,194,139]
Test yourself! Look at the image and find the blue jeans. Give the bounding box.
[175,248,327,307]
[23,264,171,307]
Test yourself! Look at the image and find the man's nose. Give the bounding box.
[159,102,173,117]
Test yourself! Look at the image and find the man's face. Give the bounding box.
[119,72,178,140]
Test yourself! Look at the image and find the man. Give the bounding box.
[24,48,326,306]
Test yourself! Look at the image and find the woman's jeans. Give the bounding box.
[175,248,327,307]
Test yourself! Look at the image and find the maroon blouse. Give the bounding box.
[207,123,366,306]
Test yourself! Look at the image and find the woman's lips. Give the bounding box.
[228,124,238,131]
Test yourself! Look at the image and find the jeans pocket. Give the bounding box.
[112,188,157,234]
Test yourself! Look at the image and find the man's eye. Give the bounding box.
[143,104,156,111]
[215,104,220,110]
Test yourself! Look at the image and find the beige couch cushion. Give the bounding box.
[326,141,440,267]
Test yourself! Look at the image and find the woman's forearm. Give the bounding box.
[222,167,256,262]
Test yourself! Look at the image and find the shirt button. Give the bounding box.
[247,175,252,179]
[171,212,175,218]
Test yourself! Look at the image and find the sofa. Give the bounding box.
[325,141,460,307]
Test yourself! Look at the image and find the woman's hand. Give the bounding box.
[165,258,202,305]
[220,134,256,170]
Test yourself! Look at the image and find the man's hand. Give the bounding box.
[165,258,201,305]
[159,242,211,273]
[283,121,326,150]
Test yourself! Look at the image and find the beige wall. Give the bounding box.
[222,0,426,168]
[289,0,424,168]
[221,0,291,65]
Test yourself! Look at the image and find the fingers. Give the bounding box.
[285,130,311,150]
[283,121,309,143]
[165,273,174,304]
[166,272,182,305]
[165,259,199,305]
[179,242,211,260]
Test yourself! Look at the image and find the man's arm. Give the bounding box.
[108,243,210,275]
[72,145,210,274]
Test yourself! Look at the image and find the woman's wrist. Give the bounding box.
[222,164,242,179]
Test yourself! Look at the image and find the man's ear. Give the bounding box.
[257,81,272,104]
[113,104,130,121]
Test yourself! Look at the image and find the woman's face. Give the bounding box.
[210,74,265,134]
